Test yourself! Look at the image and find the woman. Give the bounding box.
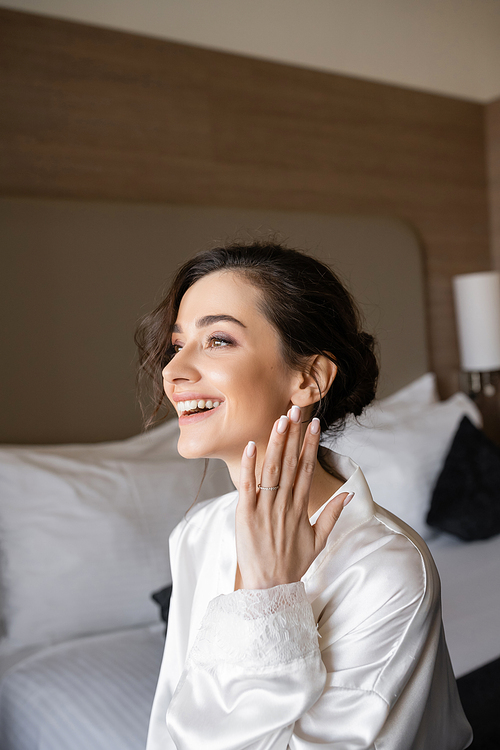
[136,242,472,749]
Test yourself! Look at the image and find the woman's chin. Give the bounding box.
[176,440,204,460]
[176,436,219,461]
[176,435,242,465]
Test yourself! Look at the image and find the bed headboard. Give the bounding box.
[0,197,428,444]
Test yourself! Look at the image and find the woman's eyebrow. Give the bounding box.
[172,314,246,333]
[197,314,246,329]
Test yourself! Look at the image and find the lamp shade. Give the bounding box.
[453,271,500,372]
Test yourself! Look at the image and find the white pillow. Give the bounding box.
[326,391,482,541]
[0,420,233,657]
[364,372,439,426]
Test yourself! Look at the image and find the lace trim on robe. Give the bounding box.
[187,582,320,672]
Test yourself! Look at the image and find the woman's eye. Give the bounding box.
[207,336,231,348]
[168,336,232,357]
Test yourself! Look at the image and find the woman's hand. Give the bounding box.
[235,405,351,590]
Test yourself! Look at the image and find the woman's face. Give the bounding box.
[162,271,299,468]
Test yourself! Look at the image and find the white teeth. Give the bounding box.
[177,399,222,415]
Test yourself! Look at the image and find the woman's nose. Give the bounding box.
[162,346,200,385]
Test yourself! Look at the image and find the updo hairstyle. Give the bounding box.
[135,241,378,435]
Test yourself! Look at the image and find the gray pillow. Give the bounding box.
[427,416,500,541]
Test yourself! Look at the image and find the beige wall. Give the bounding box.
[0,199,428,444]
[3,0,500,102]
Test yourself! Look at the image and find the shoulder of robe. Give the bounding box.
[170,489,238,546]
[314,508,437,627]
[371,503,439,598]
[350,512,438,619]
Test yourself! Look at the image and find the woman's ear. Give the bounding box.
[290,355,337,408]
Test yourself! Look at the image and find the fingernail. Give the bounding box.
[342,492,354,508]
[310,417,320,435]
[290,405,301,423]
[246,440,256,457]
[277,416,289,434]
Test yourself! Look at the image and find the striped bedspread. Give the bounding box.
[0,623,165,750]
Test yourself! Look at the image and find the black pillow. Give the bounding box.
[427,415,500,541]
[151,584,173,635]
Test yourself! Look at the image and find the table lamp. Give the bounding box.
[453,271,500,398]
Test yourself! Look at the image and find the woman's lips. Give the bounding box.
[178,402,223,425]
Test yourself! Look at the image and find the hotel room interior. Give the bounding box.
[1,1,500,748]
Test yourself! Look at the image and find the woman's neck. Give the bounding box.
[307,461,345,517]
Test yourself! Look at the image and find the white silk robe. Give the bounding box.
[146,450,473,749]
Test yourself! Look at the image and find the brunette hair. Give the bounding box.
[134,241,378,434]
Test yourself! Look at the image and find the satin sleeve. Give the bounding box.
[146,522,198,750]
[166,582,327,750]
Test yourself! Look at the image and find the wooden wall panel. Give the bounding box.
[0,8,492,396]
[487,98,500,270]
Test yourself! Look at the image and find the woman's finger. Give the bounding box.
[258,415,289,496]
[276,405,303,494]
[292,417,322,508]
[238,440,258,511]
[313,491,354,552]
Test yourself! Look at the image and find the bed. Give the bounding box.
[1,206,499,749]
